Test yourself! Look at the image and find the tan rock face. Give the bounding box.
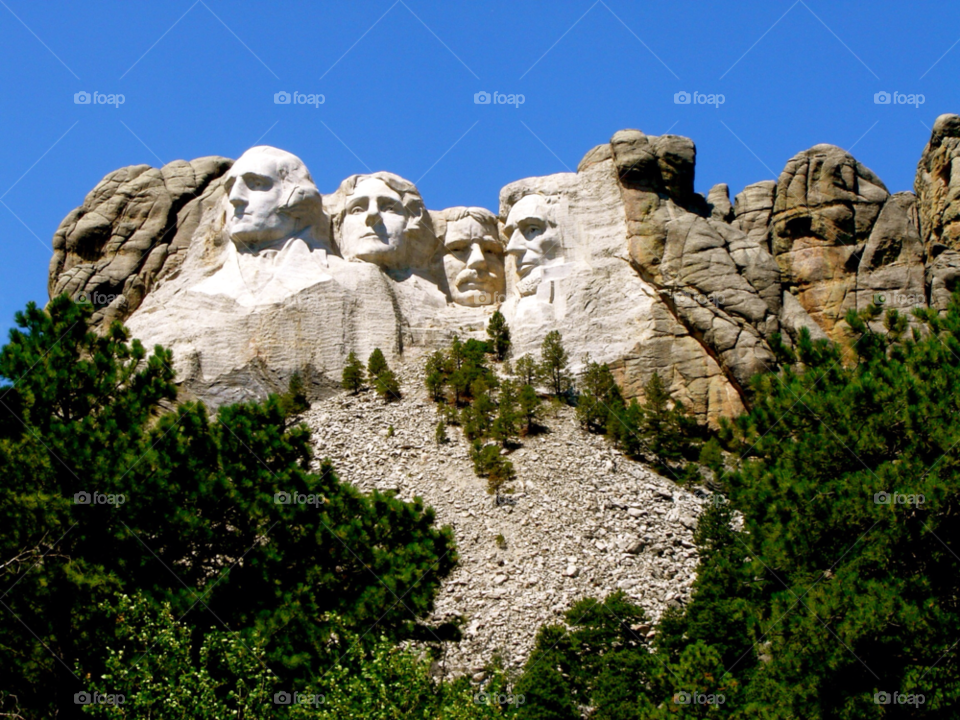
[733,180,776,253]
[47,119,959,421]
[916,113,960,253]
[916,114,960,311]
[49,156,232,327]
[771,144,891,340]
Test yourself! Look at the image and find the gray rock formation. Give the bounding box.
[49,156,232,327]
[46,117,960,421]
[771,144,890,341]
[916,113,960,311]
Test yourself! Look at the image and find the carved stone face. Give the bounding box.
[504,194,561,296]
[340,178,410,266]
[443,213,504,306]
[224,148,302,251]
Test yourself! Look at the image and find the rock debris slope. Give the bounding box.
[304,362,705,674]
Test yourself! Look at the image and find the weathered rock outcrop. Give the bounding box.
[49,157,232,327]
[45,117,960,421]
[770,144,890,341]
[916,113,960,311]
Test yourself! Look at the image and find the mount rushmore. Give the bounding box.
[47,114,960,422]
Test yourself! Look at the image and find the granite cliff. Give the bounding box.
[50,116,960,424]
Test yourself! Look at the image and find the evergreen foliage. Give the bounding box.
[575,359,623,432]
[607,371,700,469]
[538,331,572,398]
[341,351,366,394]
[491,380,519,447]
[518,384,541,436]
[486,311,511,362]
[367,348,400,401]
[424,350,446,402]
[513,354,538,387]
[374,368,401,401]
[279,371,310,416]
[0,297,454,716]
[367,347,388,378]
[514,295,960,717]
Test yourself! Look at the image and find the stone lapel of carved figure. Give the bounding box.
[192,146,333,306]
[437,207,505,306]
[334,172,439,274]
[504,193,564,298]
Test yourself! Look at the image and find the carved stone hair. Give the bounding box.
[225,145,324,232]
[440,206,504,247]
[334,172,427,234]
[333,171,437,265]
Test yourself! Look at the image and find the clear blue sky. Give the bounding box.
[1,1,957,339]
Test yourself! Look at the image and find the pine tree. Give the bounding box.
[0,297,455,715]
[514,354,538,387]
[539,330,572,398]
[638,371,696,460]
[449,334,465,371]
[486,455,516,504]
[342,351,366,394]
[469,440,502,477]
[462,378,494,440]
[435,420,448,445]
[279,371,310,418]
[514,593,654,720]
[486,310,511,361]
[535,296,960,715]
[607,371,697,465]
[518,384,540,436]
[491,380,519,447]
[424,350,446,403]
[575,359,623,432]
[367,347,389,378]
[374,368,401,401]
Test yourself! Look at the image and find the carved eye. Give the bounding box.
[380,199,404,214]
[521,222,544,240]
[243,173,272,191]
[348,202,366,214]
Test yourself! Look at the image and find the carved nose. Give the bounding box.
[228,183,248,208]
[365,208,381,226]
[505,230,525,255]
[466,243,485,269]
